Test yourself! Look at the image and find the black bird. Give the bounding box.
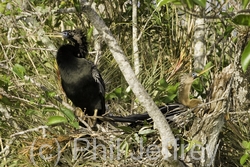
[56,29,105,118]
[56,29,185,125]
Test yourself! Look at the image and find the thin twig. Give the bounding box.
[10,126,48,138]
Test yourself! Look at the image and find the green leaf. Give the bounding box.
[44,62,54,70]
[138,127,156,135]
[193,0,206,8]
[61,107,76,121]
[183,0,194,9]
[43,107,58,114]
[240,153,249,165]
[120,140,130,158]
[159,78,168,87]
[0,75,10,91]
[73,0,81,13]
[133,133,140,143]
[242,140,250,149]
[163,94,177,103]
[157,79,169,91]
[25,109,36,115]
[117,126,133,133]
[106,92,118,100]
[87,27,93,42]
[192,79,203,92]
[59,1,67,8]
[12,64,26,79]
[46,91,56,98]
[242,0,250,9]
[114,87,123,95]
[232,14,250,26]
[46,116,67,125]
[241,40,250,72]
[224,26,234,37]
[68,121,79,129]
[157,0,178,7]
[0,3,6,14]
[166,83,179,94]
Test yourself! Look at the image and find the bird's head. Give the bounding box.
[180,66,214,85]
[61,29,88,58]
[61,29,85,43]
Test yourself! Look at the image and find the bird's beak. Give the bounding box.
[196,65,214,77]
[45,32,63,38]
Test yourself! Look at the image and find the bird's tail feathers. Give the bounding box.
[104,103,186,123]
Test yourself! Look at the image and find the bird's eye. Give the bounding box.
[192,72,197,78]
[62,31,69,38]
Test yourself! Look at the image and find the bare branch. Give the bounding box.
[80,0,178,163]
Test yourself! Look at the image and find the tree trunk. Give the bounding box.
[132,0,140,76]
[80,0,180,164]
[193,17,206,70]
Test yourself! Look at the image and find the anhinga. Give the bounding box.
[56,29,105,120]
[178,67,213,109]
[56,29,187,125]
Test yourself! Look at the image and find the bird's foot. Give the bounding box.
[89,109,98,129]
[74,107,86,119]
[74,107,99,129]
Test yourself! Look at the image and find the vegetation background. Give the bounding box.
[1,0,250,166]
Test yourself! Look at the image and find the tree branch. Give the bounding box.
[79,0,178,162]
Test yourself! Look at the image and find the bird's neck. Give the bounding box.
[78,45,88,58]
[74,37,87,58]
[178,82,191,106]
[178,81,202,108]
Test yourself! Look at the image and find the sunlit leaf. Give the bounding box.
[59,1,67,8]
[0,3,6,14]
[114,87,123,95]
[159,78,168,87]
[46,91,56,98]
[133,133,140,143]
[61,107,76,121]
[242,140,250,149]
[43,107,58,113]
[69,121,79,129]
[46,116,67,125]
[87,27,93,42]
[12,64,26,79]
[241,40,250,72]
[106,92,118,100]
[232,14,250,26]
[166,83,179,94]
[157,0,179,7]
[193,0,206,8]
[0,75,9,91]
[240,153,249,165]
[163,94,177,103]
[242,0,250,9]
[120,140,130,158]
[192,79,203,92]
[138,127,156,135]
[44,62,54,70]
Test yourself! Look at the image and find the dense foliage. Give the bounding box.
[1,0,250,166]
